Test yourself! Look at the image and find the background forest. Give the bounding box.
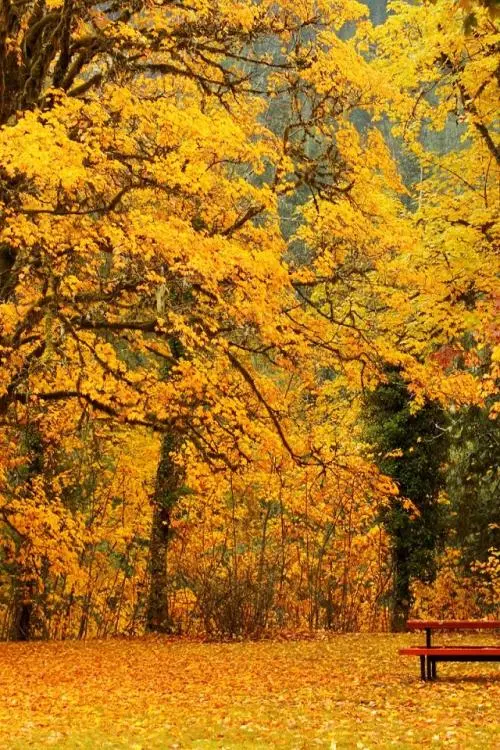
[0,0,498,642]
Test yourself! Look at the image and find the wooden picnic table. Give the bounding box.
[400,619,500,680]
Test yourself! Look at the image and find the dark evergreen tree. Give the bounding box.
[447,405,500,569]
[364,369,450,630]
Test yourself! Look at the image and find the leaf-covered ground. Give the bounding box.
[0,634,498,749]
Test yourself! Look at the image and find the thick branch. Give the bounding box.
[227,350,299,463]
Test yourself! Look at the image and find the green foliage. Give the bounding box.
[447,406,500,567]
[364,369,450,628]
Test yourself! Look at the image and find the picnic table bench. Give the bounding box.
[400,620,500,681]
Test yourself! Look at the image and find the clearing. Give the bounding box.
[0,633,498,749]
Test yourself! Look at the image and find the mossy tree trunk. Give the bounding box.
[146,431,185,634]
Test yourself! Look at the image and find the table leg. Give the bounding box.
[426,655,433,680]
[420,655,426,680]
[431,659,437,680]
[425,628,433,680]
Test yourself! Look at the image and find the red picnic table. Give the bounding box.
[399,620,500,680]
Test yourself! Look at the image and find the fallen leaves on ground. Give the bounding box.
[0,633,498,749]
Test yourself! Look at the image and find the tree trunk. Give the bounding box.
[146,431,185,633]
[146,501,172,633]
[391,549,411,632]
[391,599,410,632]
[11,583,33,641]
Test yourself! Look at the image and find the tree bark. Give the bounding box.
[11,583,33,641]
[146,431,185,633]
[390,550,411,632]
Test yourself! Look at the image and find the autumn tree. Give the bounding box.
[0,0,309,636]
[367,0,499,620]
[282,0,499,628]
[1,0,412,638]
[372,0,498,385]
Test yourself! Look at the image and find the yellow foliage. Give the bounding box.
[0,0,497,642]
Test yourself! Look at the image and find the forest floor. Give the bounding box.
[0,633,498,749]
